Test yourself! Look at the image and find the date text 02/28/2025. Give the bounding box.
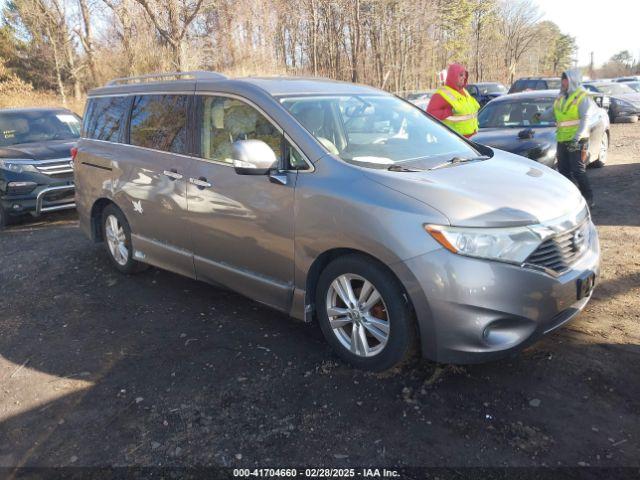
[233,468,400,478]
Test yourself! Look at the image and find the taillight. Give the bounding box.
[70,146,78,161]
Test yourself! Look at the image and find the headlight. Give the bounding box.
[0,159,38,173]
[425,224,551,264]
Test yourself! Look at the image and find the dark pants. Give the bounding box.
[557,140,593,201]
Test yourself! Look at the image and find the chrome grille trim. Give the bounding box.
[34,157,74,176]
[524,220,590,275]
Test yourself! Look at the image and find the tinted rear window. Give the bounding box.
[129,95,188,154]
[546,79,561,89]
[84,96,130,142]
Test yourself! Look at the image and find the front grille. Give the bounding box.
[43,189,74,203]
[35,158,74,176]
[525,222,590,274]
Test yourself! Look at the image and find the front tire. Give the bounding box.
[101,204,147,274]
[315,254,416,371]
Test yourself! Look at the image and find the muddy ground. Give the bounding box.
[0,124,639,473]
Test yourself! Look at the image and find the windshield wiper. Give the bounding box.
[429,155,490,171]
[387,164,424,172]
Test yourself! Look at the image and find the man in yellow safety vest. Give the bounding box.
[427,63,480,138]
[554,69,595,208]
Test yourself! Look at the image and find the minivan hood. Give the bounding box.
[0,139,76,160]
[362,150,584,228]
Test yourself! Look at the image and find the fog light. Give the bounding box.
[13,204,22,210]
[482,318,536,348]
[7,181,37,195]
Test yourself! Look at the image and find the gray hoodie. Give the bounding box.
[559,68,594,142]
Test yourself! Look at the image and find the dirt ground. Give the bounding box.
[0,123,639,473]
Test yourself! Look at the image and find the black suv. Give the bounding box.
[0,108,79,228]
[508,77,562,93]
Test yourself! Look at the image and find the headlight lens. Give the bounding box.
[0,159,38,173]
[425,224,550,264]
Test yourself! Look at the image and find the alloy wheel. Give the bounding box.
[105,214,128,266]
[325,273,390,357]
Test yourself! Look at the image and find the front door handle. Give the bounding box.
[163,169,183,180]
[189,177,212,189]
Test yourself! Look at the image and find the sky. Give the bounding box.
[534,0,639,67]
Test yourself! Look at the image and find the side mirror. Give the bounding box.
[594,95,603,108]
[232,139,278,175]
[518,128,535,139]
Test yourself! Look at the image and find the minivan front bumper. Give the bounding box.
[392,221,600,364]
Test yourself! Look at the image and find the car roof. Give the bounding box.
[515,77,560,81]
[239,77,383,96]
[89,73,386,98]
[491,90,558,102]
[0,107,72,114]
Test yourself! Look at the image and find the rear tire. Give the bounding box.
[101,204,147,274]
[315,254,417,371]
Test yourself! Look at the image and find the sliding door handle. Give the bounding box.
[189,177,212,189]
[163,169,183,180]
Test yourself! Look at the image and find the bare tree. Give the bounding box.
[499,0,541,83]
[132,0,206,70]
[74,0,98,85]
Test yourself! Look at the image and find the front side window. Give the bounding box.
[199,96,283,164]
[129,95,188,154]
[0,111,81,147]
[478,99,556,128]
[281,94,479,169]
[84,96,130,142]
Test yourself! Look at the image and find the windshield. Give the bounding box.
[591,83,635,95]
[478,98,555,128]
[280,94,478,168]
[0,111,81,147]
[624,82,640,92]
[478,84,507,94]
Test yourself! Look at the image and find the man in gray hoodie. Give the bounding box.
[554,69,595,208]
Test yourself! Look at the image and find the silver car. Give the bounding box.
[75,72,600,370]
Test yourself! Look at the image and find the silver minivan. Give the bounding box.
[75,72,600,370]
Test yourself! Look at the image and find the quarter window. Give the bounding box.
[84,96,130,142]
[129,95,188,154]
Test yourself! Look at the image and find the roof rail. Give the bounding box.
[106,71,227,86]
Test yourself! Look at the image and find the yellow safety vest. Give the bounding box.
[435,85,480,136]
[554,88,587,142]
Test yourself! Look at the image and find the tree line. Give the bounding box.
[0,0,587,105]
